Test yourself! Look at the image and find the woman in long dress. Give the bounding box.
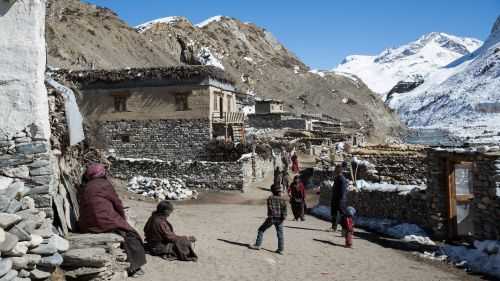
[288,176,305,221]
[291,152,300,174]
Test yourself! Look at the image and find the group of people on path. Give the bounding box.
[78,164,197,278]
[76,152,353,278]
[254,153,355,254]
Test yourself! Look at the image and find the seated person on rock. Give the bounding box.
[78,163,146,277]
[144,201,198,261]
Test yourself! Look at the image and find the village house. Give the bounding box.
[255,99,285,114]
[54,66,246,161]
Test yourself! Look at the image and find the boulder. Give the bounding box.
[0,177,13,192]
[39,253,63,267]
[31,222,53,238]
[62,248,109,268]
[0,167,29,179]
[0,228,5,244]
[0,196,10,212]
[47,235,69,252]
[0,270,17,281]
[19,197,34,211]
[28,243,57,256]
[29,269,50,280]
[0,259,13,277]
[25,255,41,267]
[27,235,42,248]
[5,242,28,257]
[2,182,28,201]
[67,233,124,249]
[0,233,18,253]
[0,214,22,229]
[64,267,106,279]
[5,201,21,214]
[17,269,29,278]
[8,226,31,242]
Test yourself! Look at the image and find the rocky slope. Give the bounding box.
[46,0,403,141]
[389,16,500,144]
[46,0,178,69]
[335,32,482,94]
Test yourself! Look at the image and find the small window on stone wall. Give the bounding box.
[113,95,128,112]
[175,94,189,111]
[121,135,130,143]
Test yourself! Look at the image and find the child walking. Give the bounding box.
[250,184,287,254]
[341,206,356,248]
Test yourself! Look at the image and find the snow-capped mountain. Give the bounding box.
[389,16,500,144]
[335,32,483,94]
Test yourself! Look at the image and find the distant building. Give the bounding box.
[54,66,245,161]
[255,99,285,114]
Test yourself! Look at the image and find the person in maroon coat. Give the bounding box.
[79,163,146,277]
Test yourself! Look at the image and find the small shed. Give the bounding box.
[255,99,284,114]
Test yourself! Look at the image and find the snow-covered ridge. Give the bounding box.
[334,32,483,94]
[196,15,225,28]
[136,16,187,33]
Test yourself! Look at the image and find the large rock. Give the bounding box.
[5,201,21,214]
[0,228,5,244]
[62,248,109,268]
[30,222,53,238]
[68,233,124,249]
[0,214,22,229]
[7,226,30,242]
[0,259,13,277]
[39,253,63,268]
[0,167,29,179]
[47,235,69,252]
[0,270,17,281]
[0,233,18,253]
[29,269,50,280]
[64,267,106,279]
[19,197,34,211]
[0,177,13,192]
[28,243,57,256]
[0,196,10,212]
[4,242,29,257]
[27,235,42,249]
[2,182,28,201]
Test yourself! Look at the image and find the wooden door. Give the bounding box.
[448,162,474,239]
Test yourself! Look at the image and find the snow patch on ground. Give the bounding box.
[128,176,198,201]
[136,16,185,33]
[197,47,225,70]
[356,180,426,195]
[309,69,326,78]
[310,205,435,246]
[196,16,224,28]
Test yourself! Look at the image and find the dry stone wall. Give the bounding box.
[110,157,245,191]
[248,114,307,130]
[99,119,211,161]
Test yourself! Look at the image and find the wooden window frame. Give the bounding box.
[112,93,130,112]
[175,93,190,111]
[446,160,475,239]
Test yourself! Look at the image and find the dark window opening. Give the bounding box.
[121,135,130,143]
[175,94,189,111]
[114,96,128,112]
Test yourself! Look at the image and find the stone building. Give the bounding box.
[255,99,284,114]
[54,66,246,161]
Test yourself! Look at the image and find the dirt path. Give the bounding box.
[120,174,479,281]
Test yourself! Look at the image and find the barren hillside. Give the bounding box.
[46,0,404,141]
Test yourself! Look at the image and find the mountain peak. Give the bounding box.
[195,15,228,28]
[136,16,190,33]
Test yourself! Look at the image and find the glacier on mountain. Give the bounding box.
[335,32,482,94]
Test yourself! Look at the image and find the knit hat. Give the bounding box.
[156,201,174,216]
[85,163,106,179]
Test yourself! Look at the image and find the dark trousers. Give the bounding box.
[255,218,284,251]
[291,200,305,220]
[331,205,341,229]
[120,230,147,273]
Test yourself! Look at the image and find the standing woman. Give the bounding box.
[291,152,300,174]
[288,176,306,221]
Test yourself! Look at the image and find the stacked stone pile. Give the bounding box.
[61,233,129,281]
[0,204,69,280]
[128,176,198,200]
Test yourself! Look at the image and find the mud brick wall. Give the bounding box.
[110,157,244,191]
[351,145,428,185]
[248,114,307,130]
[99,119,210,161]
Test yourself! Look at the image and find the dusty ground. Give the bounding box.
[119,171,482,281]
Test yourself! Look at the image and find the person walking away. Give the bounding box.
[144,201,198,261]
[273,167,282,188]
[330,164,348,232]
[250,184,287,254]
[289,176,306,221]
[291,152,300,174]
[341,206,356,248]
[281,148,290,171]
[281,170,289,193]
[79,163,146,277]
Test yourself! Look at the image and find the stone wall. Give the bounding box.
[99,119,211,161]
[248,114,307,130]
[351,145,428,185]
[110,157,244,191]
[318,182,431,231]
[240,155,274,185]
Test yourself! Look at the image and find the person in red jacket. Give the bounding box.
[288,176,306,221]
[78,163,146,277]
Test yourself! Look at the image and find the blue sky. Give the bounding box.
[86,0,499,69]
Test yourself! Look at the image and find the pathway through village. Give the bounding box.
[120,174,480,281]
